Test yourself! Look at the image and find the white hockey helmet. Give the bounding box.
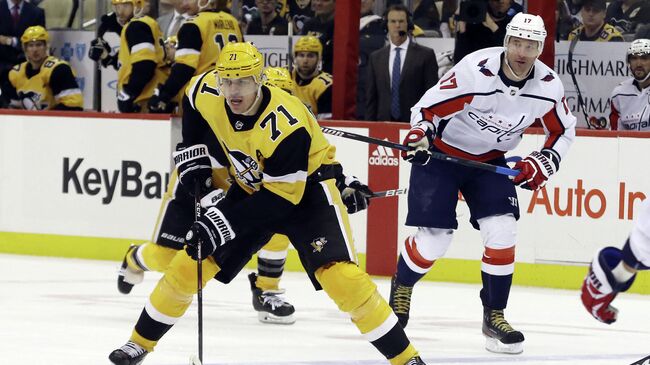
[627,38,650,60]
[504,13,547,55]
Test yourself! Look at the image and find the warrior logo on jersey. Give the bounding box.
[310,237,327,253]
[227,148,263,190]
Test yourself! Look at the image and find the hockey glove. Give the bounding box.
[16,91,40,110]
[185,207,236,260]
[172,143,213,195]
[513,149,560,190]
[89,38,111,62]
[580,247,636,324]
[401,121,434,165]
[339,176,373,214]
[147,84,176,113]
[117,89,140,113]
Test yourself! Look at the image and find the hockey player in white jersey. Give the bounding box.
[389,13,576,355]
[609,39,650,131]
[581,199,650,324]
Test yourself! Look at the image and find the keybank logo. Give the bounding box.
[368,144,399,166]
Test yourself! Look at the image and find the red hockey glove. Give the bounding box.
[513,149,559,190]
[401,121,434,165]
[581,270,619,324]
[580,246,637,324]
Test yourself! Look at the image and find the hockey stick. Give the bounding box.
[320,127,519,177]
[190,182,204,365]
[567,35,591,128]
[371,188,408,198]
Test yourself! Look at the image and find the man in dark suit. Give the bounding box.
[365,4,438,123]
[0,0,45,106]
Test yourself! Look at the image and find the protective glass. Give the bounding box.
[217,76,259,97]
[506,37,541,58]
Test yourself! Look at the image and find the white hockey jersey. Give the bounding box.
[410,47,576,162]
[609,79,650,131]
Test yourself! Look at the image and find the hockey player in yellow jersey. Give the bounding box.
[7,26,83,111]
[292,35,332,119]
[148,0,243,113]
[113,0,167,112]
[113,64,370,326]
[109,42,423,365]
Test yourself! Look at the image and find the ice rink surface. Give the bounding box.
[1,253,648,365]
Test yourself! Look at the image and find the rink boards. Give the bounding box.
[0,111,648,293]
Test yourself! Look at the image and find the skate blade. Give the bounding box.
[485,336,523,354]
[258,312,296,325]
[189,355,202,365]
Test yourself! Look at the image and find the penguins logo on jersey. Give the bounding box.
[227,149,263,190]
[311,237,327,253]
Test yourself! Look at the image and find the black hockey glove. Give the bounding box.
[338,176,373,214]
[172,143,213,195]
[147,84,176,113]
[185,207,236,260]
[89,38,111,62]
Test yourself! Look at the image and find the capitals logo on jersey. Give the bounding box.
[227,148,262,190]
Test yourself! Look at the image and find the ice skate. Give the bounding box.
[117,244,144,294]
[482,307,524,354]
[109,341,148,365]
[248,273,295,324]
[389,275,413,328]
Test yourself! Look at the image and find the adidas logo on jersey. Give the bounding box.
[368,145,399,166]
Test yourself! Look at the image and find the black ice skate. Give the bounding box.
[248,273,296,324]
[109,341,148,365]
[482,307,524,354]
[117,244,144,294]
[389,275,413,328]
[405,356,426,364]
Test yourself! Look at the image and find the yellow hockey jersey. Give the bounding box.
[291,70,332,116]
[568,24,624,42]
[175,11,243,75]
[117,15,167,103]
[184,71,337,205]
[8,56,83,110]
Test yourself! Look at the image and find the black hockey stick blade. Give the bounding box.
[320,127,519,177]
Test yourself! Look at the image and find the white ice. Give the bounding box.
[1,254,648,365]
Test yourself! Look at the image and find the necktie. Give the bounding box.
[391,47,402,120]
[11,5,20,28]
[168,15,183,37]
